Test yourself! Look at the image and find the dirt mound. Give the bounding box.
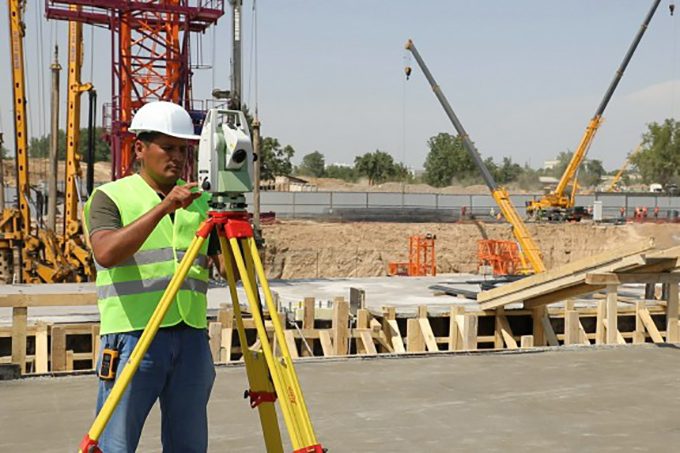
[261,221,673,279]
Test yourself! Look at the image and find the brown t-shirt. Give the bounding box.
[88,190,221,256]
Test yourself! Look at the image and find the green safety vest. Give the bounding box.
[84,174,211,335]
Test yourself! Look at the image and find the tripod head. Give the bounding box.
[197,108,253,210]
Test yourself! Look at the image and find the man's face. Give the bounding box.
[135,133,188,185]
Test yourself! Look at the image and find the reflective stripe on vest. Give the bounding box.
[94,248,209,272]
[97,277,208,300]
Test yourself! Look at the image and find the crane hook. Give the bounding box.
[671,2,676,16]
[405,66,412,80]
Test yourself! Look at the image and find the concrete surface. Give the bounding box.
[1,345,680,452]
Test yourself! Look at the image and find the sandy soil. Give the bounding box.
[260,221,680,279]
[1,159,111,185]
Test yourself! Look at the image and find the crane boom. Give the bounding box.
[529,0,661,218]
[8,0,31,237]
[405,40,546,274]
[606,141,643,192]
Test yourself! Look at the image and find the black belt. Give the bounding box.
[161,321,197,331]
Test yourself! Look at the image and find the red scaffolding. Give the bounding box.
[477,239,522,275]
[389,234,437,277]
[45,0,225,179]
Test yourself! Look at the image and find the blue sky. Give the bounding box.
[1,0,678,172]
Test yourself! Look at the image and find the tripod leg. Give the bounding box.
[79,231,208,451]
[243,237,318,443]
[218,236,284,453]
[228,237,310,448]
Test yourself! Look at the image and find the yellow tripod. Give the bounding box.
[78,210,324,453]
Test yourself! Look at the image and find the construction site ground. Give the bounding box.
[1,345,679,452]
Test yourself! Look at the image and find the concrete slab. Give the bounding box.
[1,345,679,452]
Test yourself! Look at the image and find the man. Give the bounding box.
[85,101,222,452]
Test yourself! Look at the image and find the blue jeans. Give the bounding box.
[96,325,216,453]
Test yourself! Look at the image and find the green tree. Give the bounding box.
[26,128,111,162]
[354,150,400,185]
[630,119,680,185]
[325,164,359,182]
[297,151,326,177]
[260,137,294,181]
[549,151,606,188]
[423,133,476,187]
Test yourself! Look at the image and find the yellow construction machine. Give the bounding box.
[526,0,662,220]
[2,0,94,283]
[405,40,546,274]
[606,141,643,192]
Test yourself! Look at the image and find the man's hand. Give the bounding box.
[162,182,202,213]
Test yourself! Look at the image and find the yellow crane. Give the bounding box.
[606,141,643,192]
[405,40,546,274]
[3,0,88,282]
[61,5,95,279]
[526,0,662,220]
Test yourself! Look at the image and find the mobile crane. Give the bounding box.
[405,40,546,274]
[526,0,662,220]
[606,141,643,192]
[3,0,86,282]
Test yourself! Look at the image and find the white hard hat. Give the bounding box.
[128,101,200,141]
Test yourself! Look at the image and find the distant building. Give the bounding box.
[261,175,318,192]
[543,160,559,170]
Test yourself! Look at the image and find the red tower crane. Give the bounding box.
[45,0,225,179]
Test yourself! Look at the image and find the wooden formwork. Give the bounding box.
[2,240,680,375]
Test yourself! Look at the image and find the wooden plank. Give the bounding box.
[302,298,316,357]
[418,318,439,352]
[666,283,679,343]
[91,324,101,365]
[51,326,67,372]
[66,350,74,372]
[417,305,428,319]
[449,305,463,351]
[595,301,606,345]
[540,313,559,347]
[478,239,654,304]
[461,314,478,350]
[217,309,234,329]
[493,308,504,349]
[532,306,546,347]
[332,297,350,356]
[358,329,377,355]
[386,319,405,353]
[11,307,27,374]
[319,330,333,357]
[606,284,618,344]
[481,251,668,311]
[35,321,48,374]
[221,328,233,362]
[0,293,98,308]
[407,318,425,352]
[303,297,315,329]
[586,272,680,285]
[578,320,591,345]
[284,330,299,359]
[208,322,222,362]
[496,310,518,349]
[522,284,606,310]
[638,307,664,343]
[520,335,534,348]
[564,311,581,346]
[633,301,646,344]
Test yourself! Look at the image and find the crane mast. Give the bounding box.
[405,40,546,274]
[527,0,662,219]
